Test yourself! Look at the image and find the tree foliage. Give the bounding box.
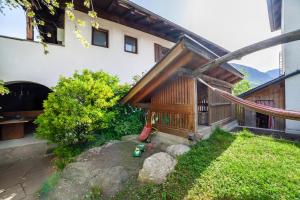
[1,0,101,51]
[233,78,251,96]
[0,80,9,95]
[35,70,126,146]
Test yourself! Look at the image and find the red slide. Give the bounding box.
[138,124,152,141]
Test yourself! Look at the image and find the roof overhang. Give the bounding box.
[239,70,300,98]
[66,0,230,56]
[121,35,243,105]
[266,0,282,32]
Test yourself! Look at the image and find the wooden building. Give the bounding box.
[238,70,300,131]
[121,35,243,138]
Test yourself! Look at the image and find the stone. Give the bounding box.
[121,135,139,143]
[166,144,191,157]
[90,166,129,197]
[76,140,121,162]
[138,152,177,184]
[48,141,160,200]
[49,165,129,200]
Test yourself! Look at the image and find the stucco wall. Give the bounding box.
[0,10,174,87]
[282,0,300,133]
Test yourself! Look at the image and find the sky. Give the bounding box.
[0,0,281,72]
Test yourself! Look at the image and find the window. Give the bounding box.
[92,28,109,48]
[124,35,138,53]
[154,43,169,62]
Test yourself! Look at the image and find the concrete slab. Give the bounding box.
[0,134,55,166]
[0,133,55,199]
[0,134,43,150]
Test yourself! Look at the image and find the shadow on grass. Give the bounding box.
[113,128,237,200]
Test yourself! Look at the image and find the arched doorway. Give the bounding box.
[0,81,51,140]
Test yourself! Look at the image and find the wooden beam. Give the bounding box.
[151,21,167,29]
[207,68,224,78]
[198,74,233,88]
[132,52,193,103]
[192,29,300,77]
[120,41,186,104]
[217,71,233,80]
[226,75,240,83]
[26,14,34,40]
[122,9,135,18]
[134,15,150,23]
[106,0,117,11]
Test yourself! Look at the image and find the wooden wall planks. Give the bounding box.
[150,76,195,136]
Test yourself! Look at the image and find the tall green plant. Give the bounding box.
[35,70,124,146]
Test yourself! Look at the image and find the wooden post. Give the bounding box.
[193,78,198,132]
[192,29,300,77]
[26,15,34,40]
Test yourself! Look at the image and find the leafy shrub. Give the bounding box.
[35,70,145,169]
[35,70,124,146]
[105,104,144,137]
[53,145,83,169]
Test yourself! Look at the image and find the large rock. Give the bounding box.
[90,166,128,197]
[166,144,191,157]
[47,141,160,200]
[138,152,177,184]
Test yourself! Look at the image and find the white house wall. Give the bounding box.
[282,0,300,134]
[0,10,174,88]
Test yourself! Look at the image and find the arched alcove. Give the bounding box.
[0,81,51,112]
[0,81,51,139]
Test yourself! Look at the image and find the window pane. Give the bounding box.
[125,36,137,53]
[0,5,26,39]
[93,29,108,47]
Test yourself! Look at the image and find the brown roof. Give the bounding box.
[121,35,243,104]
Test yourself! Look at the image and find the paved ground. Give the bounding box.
[0,155,54,200]
[0,134,54,200]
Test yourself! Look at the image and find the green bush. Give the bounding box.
[35,69,125,146]
[105,104,144,137]
[35,70,145,169]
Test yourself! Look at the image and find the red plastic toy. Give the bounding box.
[138,124,152,141]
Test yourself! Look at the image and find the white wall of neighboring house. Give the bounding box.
[0,10,174,88]
[281,0,300,133]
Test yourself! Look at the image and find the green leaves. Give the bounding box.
[0,80,9,95]
[233,79,251,96]
[35,70,125,146]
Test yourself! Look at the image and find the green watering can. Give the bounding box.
[132,144,146,157]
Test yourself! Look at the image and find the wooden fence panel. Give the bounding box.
[208,82,232,124]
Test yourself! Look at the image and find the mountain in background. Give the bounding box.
[230,63,280,87]
[266,69,281,79]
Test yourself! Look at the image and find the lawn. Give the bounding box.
[113,129,300,200]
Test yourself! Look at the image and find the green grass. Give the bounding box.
[113,128,300,200]
[38,171,62,199]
